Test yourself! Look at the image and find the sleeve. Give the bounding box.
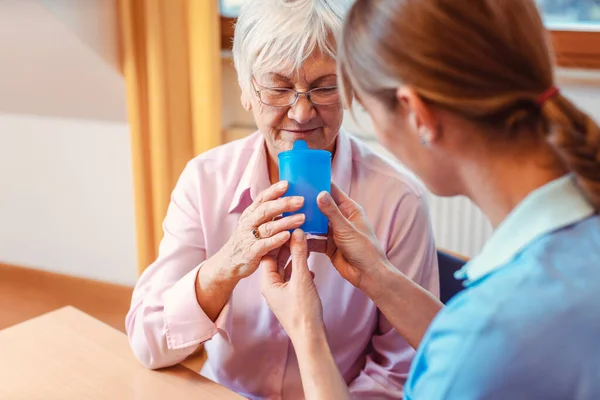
[348,191,440,399]
[403,293,514,400]
[125,160,230,369]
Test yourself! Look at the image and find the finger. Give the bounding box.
[285,259,314,282]
[329,182,352,207]
[317,191,354,232]
[290,229,311,282]
[328,183,363,220]
[250,197,305,226]
[258,214,305,239]
[325,232,338,259]
[331,186,368,230]
[250,231,291,258]
[260,256,284,293]
[247,181,289,213]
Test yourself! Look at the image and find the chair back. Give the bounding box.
[437,250,467,304]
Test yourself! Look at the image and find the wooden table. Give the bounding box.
[0,306,243,399]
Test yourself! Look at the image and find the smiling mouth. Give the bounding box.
[283,128,320,136]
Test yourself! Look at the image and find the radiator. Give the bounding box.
[425,193,492,258]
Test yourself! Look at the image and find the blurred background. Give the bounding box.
[0,0,599,297]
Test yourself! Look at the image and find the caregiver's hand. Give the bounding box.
[318,184,443,350]
[261,229,352,400]
[221,180,306,279]
[317,183,394,298]
[261,229,324,341]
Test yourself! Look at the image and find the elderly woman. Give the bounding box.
[126,0,438,398]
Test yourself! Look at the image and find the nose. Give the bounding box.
[287,94,316,125]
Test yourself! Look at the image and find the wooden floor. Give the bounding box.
[0,264,133,332]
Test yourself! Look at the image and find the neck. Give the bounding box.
[459,142,567,228]
[267,149,279,184]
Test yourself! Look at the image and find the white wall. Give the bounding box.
[0,0,137,285]
[0,114,137,285]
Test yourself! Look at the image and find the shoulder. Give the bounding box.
[490,215,600,309]
[524,214,600,266]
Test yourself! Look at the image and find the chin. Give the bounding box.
[424,180,461,197]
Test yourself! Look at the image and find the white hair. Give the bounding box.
[232,0,352,96]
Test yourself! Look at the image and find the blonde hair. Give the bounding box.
[232,0,351,96]
[338,0,600,209]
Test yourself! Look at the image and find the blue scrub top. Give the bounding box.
[405,175,600,399]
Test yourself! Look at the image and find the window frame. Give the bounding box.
[220,17,600,69]
[550,30,600,69]
[221,17,235,51]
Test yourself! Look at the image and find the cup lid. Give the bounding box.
[278,140,331,160]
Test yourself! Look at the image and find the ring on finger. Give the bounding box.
[252,228,261,240]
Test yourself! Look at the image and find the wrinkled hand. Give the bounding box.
[317,183,391,293]
[222,181,306,279]
[261,229,324,339]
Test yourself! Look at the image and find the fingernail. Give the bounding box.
[319,192,330,205]
[293,229,305,241]
[277,180,288,189]
[292,197,304,206]
[293,214,306,223]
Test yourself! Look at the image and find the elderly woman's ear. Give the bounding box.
[241,92,253,111]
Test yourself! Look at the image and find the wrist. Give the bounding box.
[199,247,243,289]
[290,321,329,355]
[360,258,400,303]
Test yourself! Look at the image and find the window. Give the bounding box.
[219,0,244,18]
[219,0,239,50]
[536,0,600,68]
[537,0,600,25]
[220,1,600,69]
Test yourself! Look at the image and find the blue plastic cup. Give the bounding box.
[278,140,332,235]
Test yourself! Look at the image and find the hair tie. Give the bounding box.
[536,86,560,106]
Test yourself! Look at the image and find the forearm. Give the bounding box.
[195,244,241,321]
[292,326,350,400]
[363,261,443,350]
[128,263,226,369]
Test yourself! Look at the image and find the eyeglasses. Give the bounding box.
[252,82,341,107]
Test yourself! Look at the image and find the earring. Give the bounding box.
[418,124,433,147]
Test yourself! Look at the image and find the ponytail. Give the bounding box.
[542,95,600,210]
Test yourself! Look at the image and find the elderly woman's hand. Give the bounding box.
[222,180,306,280]
[317,183,395,298]
[261,229,324,341]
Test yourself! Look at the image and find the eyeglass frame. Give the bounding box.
[251,79,341,107]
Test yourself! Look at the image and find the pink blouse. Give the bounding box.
[126,131,439,399]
